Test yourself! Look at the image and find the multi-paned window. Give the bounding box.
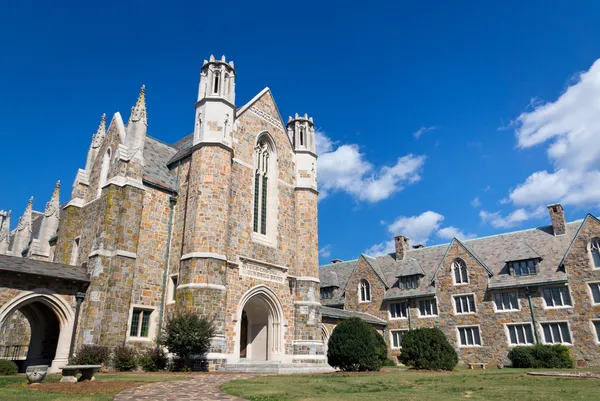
[391,330,408,349]
[541,322,572,344]
[359,279,371,302]
[418,298,438,317]
[589,283,600,304]
[458,326,481,347]
[592,320,600,343]
[253,139,270,235]
[400,275,419,289]
[454,294,476,314]
[453,258,468,284]
[506,323,534,345]
[494,291,519,311]
[590,239,600,268]
[542,286,572,308]
[509,259,538,276]
[320,287,334,300]
[129,308,152,338]
[389,302,408,319]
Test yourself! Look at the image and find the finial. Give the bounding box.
[210,54,215,62]
[28,196,33,206]
[309,117,314,123]
[295,112,299,119]
[54,180,61,194]
[304,113,308,119]
[229,61,234,68]
[288,116,292,122]
[203,59,208,66]
[129,85,147,125]
[221,55,226,62]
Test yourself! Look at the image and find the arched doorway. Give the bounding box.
[236,286,284,362]
[321,324,330,357]
[0,289,75,372]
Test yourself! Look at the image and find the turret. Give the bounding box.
[126,85,147,163]
[287,113,317,192]
[193,55,236,147]
[11,197,33,257]
[0,210,10,255]
[30,181,60,259]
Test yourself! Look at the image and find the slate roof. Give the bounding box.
[167,133,194,166]
[319,219,584,304]
[0,254,90,283]
[143,136,179,191]
[321,306,387,325]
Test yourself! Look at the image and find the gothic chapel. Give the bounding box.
[0,55,329,372]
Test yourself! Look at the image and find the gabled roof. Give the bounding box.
[321,306,387,325]
[362,254,389,289]
[558,214,600,268]
[430,238,494,285]
[0,254,90,283]
[143,136,179,191]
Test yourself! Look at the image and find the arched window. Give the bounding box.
[253,138,271,235]
[98,148,111,198]
[359,279,371,302]
[453,258,468,284]
[590,239,600,268]
[213,72,220,94]
[300,127,305,147]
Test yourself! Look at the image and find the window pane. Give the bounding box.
[460,328,466,345]
[543,324,553,343]
[474,328,481,345]
[130,310,141,337]
[466,328,474,345]
[524,325,533,344]
[551,324,561,342]
[509,326,517,344]
[432,300,438,315]
[253,172,260,232]
[594,321,600,340]
[454,265,461,283]
[543,289,553,306]
[260,176,268,235]
[509,292,518,309]
[468,296,476,312]
[593,249,600,267]
[517,326,525,344]
[560,323,571,343]
[592,284,600,304]
[562,289,572,306]
[140,311,150,337]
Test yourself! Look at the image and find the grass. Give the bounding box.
[0,372,192,401]
[221,367,600,401]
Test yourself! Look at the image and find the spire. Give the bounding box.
[0,210,10,255]
[91,113,107,149]
[129,85,147,126]
[12,197,33,257]
[34,181,61,259]
[45,180,60,217]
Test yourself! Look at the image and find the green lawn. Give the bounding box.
[221,368,600,401]
[0,372,191,401]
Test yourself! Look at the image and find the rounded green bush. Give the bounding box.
[0,360,18,375]
[113,345,138,371]
[508,344,574,368]
[70,345,111,365]
[327,317,388,371]
[139,348,168,372]
[398,327,458,370]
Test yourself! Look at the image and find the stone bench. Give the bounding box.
[60,365,101,383]
[467,362,487,370]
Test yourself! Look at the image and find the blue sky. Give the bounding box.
[2,1,600,264]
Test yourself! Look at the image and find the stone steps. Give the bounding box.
[219,361,334,374]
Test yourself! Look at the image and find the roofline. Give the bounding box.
[0,266,91,283]
[558,214,600,268]
[488,279,568,290]
[384,292,436,301]
[319,258,359,268]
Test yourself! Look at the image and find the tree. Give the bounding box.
[398,327,458,370]
[327,317,388,371]
[161,308,215,368]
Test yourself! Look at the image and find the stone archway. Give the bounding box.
[0,289,75,373]
[235,286,284,363]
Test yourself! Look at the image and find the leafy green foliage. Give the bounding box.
[0,360,18,375]
[327,317,388,371]
[508,344,574,368]
[70,345,111,365]
[112,345,138,372]
[161,309,215,366]
[398,327,458,370]
[139,348,168,372]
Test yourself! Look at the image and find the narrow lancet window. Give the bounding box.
[253,139,270,235]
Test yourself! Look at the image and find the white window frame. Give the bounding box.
[359,279,371,303]
[539,321,573,345]
[542,285,573,309]
[589,238,600,269]
[70,236,80,266]
[126,305,156,342]
[167,274,179,304]
[388,301,408,320]
[453,293,477,315]
[452,258,469,285]
[587,281,600,305]
[591,320,600,344]
[250,133,278,249]
[390,329,408,349]
[504,322,535,346]
[456,325,482,348]
[417,297,438,318]
[493,291,520,312]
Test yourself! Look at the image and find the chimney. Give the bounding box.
[331,259,343,264]
[394,235,409,260]
[547,203,566,236]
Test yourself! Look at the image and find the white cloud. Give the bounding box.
[508,59,600,209]
[317,132,425,202]
[479,206,546,229]
[470,197,481,207]
[365,211,475,256]
[319,244,333,259]
[315,130,334,155]
[437,226,476,241]
[413,126,438,139]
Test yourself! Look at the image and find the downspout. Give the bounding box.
[407,301,412,330]
[156,161,180,348]
[69,290,87,359]
[527,287,540,344]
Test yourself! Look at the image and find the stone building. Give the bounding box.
[319,205,600,367]
[0,55,329,373]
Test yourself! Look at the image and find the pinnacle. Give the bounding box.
[129,85,148,125]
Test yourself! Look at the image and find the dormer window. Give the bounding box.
[359,279,371,302]
[400,275,419,289]
[590,239,600,268]
[509,259,538,276]
[453,258,468,284]
[320,287,334,300]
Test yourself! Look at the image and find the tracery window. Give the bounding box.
[359,279,371,302]
[253,139,270,235]
[591,239,600,268]
[453,258,468,284]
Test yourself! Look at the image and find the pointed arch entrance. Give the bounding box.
[236,286,284,362]
[0,289,75,372]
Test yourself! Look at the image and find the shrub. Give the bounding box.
[508,344,574,368]
[0,360,18,375]
[70,345,111,366]
[398,327,458,371]
[161,309,215,368]
[383,358,397,367]
[139,348,168,372]
[327,317,388,371]
[113,345,138,372]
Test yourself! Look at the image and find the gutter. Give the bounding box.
[527,287,541,345]
[384,292,436,302]
[488,279,568,291]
